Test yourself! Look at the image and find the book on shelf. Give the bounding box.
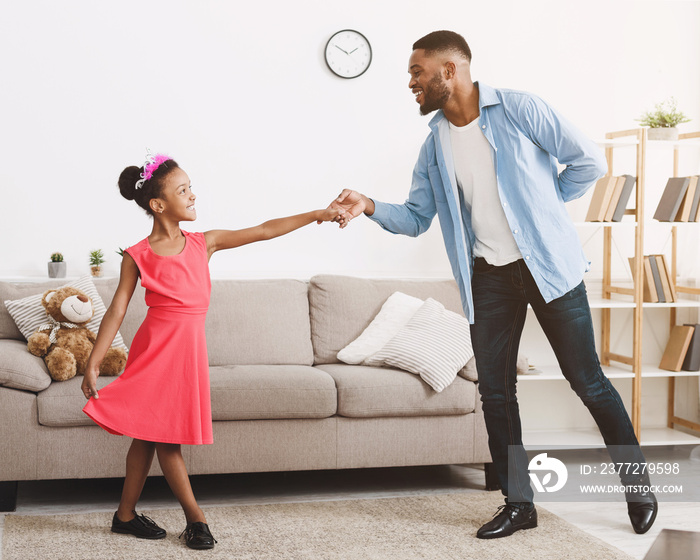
[687,176,700,222]
[682,324,700,371]
[609,174,636,222]
[674,175,698,222]
[659,325,695,372]
[585,175,618,222]
[653,254,676,302]
[653,177,691,222]
[603,176,626,222]
[629,256,658,303]
[648,256,665,303]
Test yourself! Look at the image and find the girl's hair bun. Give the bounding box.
[118,166,142,201]
[116,158,179,216]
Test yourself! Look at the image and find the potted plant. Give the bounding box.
[89,249,106,277]
[48,252,66,278]
[636,97,690,140]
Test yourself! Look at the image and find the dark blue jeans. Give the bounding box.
[470,257,646,504]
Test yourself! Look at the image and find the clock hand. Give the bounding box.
[334,44,350,55]
[348,48,359,54]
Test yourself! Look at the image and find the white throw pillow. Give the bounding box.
[3,275,127,350]
[337,291,424,365]
[369,298,474,392]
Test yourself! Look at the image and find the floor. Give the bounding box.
[1,454,698,560]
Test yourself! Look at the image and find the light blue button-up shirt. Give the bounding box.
[368,82,607,323]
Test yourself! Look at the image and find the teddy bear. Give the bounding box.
[27,286,127,382]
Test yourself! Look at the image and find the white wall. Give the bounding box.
[2,0,700,280]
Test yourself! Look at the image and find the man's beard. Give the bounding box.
[419,73,450,116]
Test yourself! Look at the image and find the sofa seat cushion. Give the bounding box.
[315,364,476,418]
[37,365,339,427]
[210,365,337,420]
[37,376,118,427]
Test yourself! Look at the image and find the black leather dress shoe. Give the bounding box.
[477,503,537,539]
[626,489,658,534]
[179,521,217,550]
[476,504,537,539]
[111,511,166,539]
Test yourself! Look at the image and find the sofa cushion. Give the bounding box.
[309,275,464,364]
[206,280,314,366]
[0,339,52,392]
[337,291,424,365]
[36,365,338,427]
[210,365,337,420]
[315,363,476,418]
[37,376,119,427]
[367,298,474,392]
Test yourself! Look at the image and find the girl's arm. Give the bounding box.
[81,253,139,400]
[205,207,342,257]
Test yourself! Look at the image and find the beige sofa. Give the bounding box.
[0,275,491,511]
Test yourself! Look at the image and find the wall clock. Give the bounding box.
[324,29,372,79]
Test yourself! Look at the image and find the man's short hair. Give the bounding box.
[412,30,472,62]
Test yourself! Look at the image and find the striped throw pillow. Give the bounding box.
[338,291,424,365]
[3,275,127,350]
[369,298,473,392]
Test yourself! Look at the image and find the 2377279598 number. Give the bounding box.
[597,462,680,476]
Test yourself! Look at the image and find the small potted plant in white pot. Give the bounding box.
[48,252,66,278]
[637,97,690,140]
[89,249,105,277]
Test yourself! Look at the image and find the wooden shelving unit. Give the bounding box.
[521,128,700,449]
[600,128,700,443]
[667,131,700,437]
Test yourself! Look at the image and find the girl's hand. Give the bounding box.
[316,207,344,224]
[82,366,100,400]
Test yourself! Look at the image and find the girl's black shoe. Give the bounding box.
[179,521,217,550]
[111,511,167,539]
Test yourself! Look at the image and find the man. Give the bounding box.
[329,30,657,539]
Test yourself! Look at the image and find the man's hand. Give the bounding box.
[325,189,373,228]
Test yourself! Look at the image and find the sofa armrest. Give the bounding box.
[458,355,529,383]
[458,357,479,382]
[0,339,52,392]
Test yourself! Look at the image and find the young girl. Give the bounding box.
[81,153,341,550]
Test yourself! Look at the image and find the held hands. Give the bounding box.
[315,207,345,224]
[324,189,368,229]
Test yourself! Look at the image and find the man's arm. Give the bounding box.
[521,95,607,202]
[330,143,438,236]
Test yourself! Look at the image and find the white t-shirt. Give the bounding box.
[449,118,522,266]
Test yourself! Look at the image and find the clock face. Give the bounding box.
[325,30,372,79]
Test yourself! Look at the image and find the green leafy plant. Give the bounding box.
[89,249,106,267]
[636,98,690,128]
[50,252,64,263]
[116,247,125,257]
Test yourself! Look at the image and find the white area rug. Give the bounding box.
[2,492,634,560]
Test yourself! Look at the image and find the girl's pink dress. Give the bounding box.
[83,230,213,445]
